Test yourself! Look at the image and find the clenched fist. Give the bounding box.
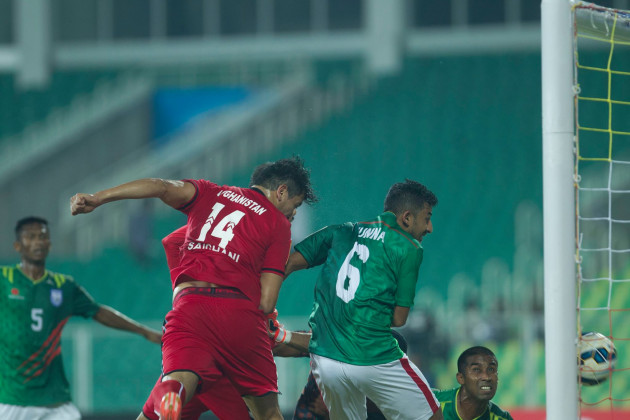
[70,193,100,215]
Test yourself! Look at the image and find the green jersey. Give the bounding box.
[434,387,513,420]
[0,265,100,406]
[295,212,423,365]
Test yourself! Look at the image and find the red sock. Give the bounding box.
[153,379,187,407]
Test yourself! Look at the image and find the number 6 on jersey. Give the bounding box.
[336,242,369,303]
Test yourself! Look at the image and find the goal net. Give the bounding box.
[573,1,630,414]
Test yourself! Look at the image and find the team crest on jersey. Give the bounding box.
[50,289,63,307]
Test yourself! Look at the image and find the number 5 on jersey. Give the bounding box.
[31,308,43,331]
[196,203,245,248]
[336,242,370,303]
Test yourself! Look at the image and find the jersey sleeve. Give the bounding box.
[69,279,100,318]
[394,246,423,307]
[162,225,187,271]
[177,179,219,213]
[261,218,292,277]
[294,225,337,267]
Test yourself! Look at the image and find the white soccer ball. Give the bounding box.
[578,331,617,386]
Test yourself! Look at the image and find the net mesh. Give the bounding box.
[574,1,630,412]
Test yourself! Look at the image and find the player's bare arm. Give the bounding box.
[259,272,283,314]
[70,178,196,215]
[284,251,309,279]
[392,306,410,327]
[93,305,162,344]
[267,309,311,354]
[283,330,311,353]
[272,330,311,357]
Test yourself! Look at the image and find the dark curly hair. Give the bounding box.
[250,156,317,204]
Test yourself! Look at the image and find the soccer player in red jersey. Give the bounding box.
[70,157,316,420]
[138,225,310,420]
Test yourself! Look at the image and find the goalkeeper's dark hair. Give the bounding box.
[457,346,497,374]
[15,216,49,240]
[250,156,317,204]
[383,179,437,215]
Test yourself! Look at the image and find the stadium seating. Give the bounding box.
[0,70,119,145]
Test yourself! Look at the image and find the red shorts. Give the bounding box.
[142,287,277,419]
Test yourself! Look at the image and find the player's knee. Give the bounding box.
[162,371,198,403]
[243,393,283,420]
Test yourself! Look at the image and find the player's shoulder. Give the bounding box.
[322,221,356,239]
[0,264,14,273]
[185,178,217,187]
[184,179,222,196]
[384,227,422,255]
[0,265,16,281]
[308,221,354,236]
[338,221,356,231]
[45,270,76,287]
[373,212,422,249]
[488,401,513,419]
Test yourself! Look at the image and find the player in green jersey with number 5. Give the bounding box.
[0,217,162,420]
[285,179,443,420]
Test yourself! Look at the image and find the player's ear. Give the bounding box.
[13,241,21,253]
[400,210,413,228]
[456,372,465,385]
[275,184,289,202]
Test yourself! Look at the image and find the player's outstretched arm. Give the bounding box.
[284,251,309,279]
[70,178,196,215]
[93,305,162,344]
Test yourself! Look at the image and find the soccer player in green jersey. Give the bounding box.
[434,346,513,420]
[0,216,162,420]
[284,179,444,420]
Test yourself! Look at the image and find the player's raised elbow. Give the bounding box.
[391,318,407,327]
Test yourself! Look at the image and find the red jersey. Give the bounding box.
[162,225,186,282]
[172,180,292,305]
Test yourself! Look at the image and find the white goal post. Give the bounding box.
[541,0,578,419]
[543,1,630,417]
